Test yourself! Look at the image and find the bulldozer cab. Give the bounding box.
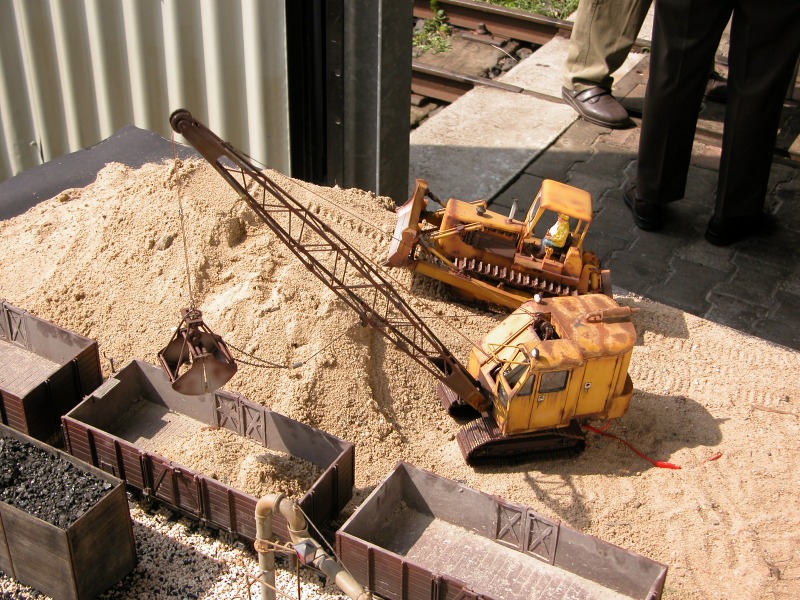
[520,180,594,254]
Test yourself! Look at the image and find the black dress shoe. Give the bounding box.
[703,71,728,103]
[562,86,633,129]
[704,212,774,246]
[623,185,664,231]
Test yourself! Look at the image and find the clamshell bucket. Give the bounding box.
[158,308,237,395]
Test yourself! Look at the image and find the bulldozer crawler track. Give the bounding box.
[453,256,580,297]
[458,417,586,466]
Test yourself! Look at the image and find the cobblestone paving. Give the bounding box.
[492,117,800,351]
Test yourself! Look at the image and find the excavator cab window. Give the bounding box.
[505,362,528,387]
[539,370,568,394]
[496,348,534,407]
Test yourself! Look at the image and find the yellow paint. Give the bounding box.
[471,295,637,435]
[388,178,610,304]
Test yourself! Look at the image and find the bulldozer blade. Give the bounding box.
[386,179,430,267]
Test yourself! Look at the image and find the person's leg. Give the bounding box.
[564,0,652,91]
[635,0,733,205]
[562,0,652,128]
[712,1,800,222]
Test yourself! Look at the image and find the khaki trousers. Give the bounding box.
[563,0,652,91]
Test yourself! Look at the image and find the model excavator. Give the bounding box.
[387,178,611,310]
[168,109,638,465]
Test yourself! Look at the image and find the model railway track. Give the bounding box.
[413,0,651,49]
[412,0,651,106]
[411,0,799,165]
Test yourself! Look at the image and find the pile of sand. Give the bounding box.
[1,159,798,599]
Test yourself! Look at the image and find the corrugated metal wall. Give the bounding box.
[0,0,291,183]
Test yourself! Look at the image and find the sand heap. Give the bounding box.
[1,159,798,600]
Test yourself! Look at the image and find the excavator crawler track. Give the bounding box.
[452,256,579,297]
[458,417,586,466]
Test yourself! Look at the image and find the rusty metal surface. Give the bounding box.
[413,0,651,50]
[62,359,354,542]
[414,0,570,46]
[394,181,610,308]
[158,308,237,395]
[337,462,668,600]
[0,301,102,441]
[412,61,527,103]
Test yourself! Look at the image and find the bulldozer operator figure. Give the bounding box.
[539,213,571,259]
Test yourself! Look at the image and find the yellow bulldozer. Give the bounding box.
[387,179,612,310]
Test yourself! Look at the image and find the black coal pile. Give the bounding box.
[0,437,113,528]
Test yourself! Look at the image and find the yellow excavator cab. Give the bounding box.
[469,294,637,436]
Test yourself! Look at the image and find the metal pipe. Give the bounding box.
[507,198,517,222]
[428,222,483,241]
[255,494,372,600]
[254,495,279,600]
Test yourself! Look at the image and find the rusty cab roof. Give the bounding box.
[476,295,636,371]
[538,180,593,223]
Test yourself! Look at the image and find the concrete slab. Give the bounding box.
[494,35,571,96]
[497,35,644,98]
[409,85,575,200]
[408,33,649,202]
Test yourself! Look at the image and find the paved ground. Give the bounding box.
[410,25,800,352]
[491,62,800,352]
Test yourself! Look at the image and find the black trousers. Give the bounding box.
[636,0,800,220]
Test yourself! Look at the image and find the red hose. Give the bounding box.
[583,424,681,470]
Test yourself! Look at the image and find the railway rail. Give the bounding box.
[411,0,650,106]
[411,0,799,165]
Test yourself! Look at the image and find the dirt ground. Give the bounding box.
[0,159,798,599]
